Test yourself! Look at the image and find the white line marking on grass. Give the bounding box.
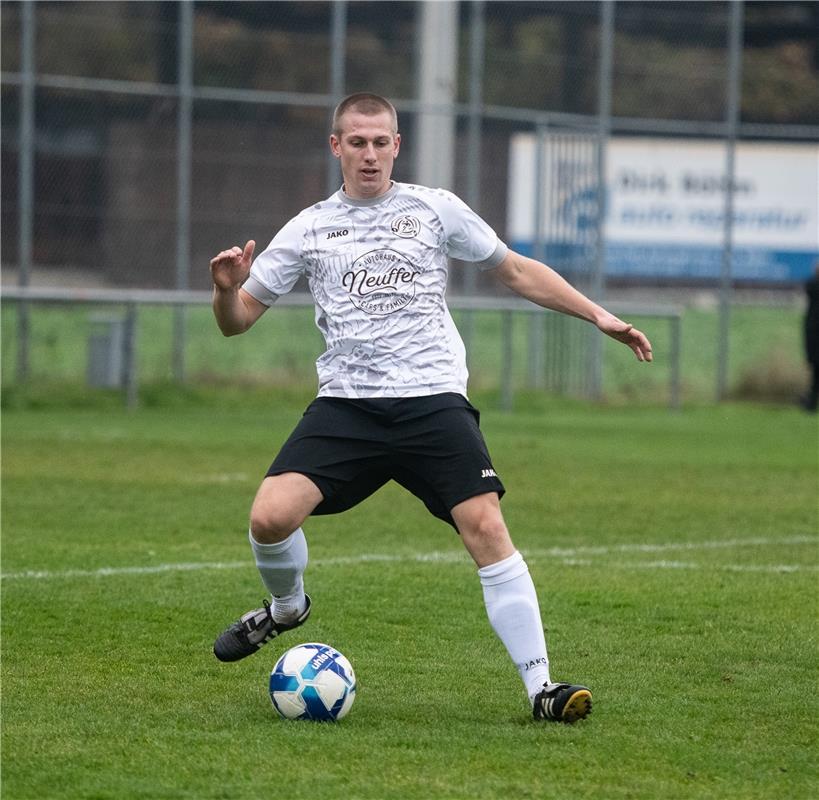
[2,535,816,581]
[600,559,819,574]
[526,534,819,559]
[0,561,249,581]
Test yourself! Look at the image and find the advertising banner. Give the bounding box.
[508,135,819,282]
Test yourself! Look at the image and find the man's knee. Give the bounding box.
[249,473,322,543]
[249,505,303,543]
[453,493,505,532]
[451,493,515,566]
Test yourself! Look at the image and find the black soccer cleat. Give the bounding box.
[532,682,592,724]
[213,595,312,662]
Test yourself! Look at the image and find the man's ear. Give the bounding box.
[330,134,341,158]
[393,132,401,157]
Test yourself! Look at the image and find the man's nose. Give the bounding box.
[363,144,377,160]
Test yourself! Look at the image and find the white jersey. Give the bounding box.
[243,182,508,398]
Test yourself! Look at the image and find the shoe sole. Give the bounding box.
[561,689,592,723]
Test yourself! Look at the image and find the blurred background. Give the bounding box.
[2,0,818,407]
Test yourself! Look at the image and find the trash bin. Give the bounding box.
[87,314,125,388]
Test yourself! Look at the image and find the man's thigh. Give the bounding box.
[393,405,505,521]
[265,398,391,516]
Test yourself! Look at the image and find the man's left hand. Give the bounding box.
[597,314,654,362]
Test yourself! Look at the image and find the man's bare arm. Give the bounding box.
[210,240,267,336]
[494,250,653,362]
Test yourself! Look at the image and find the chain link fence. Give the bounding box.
[2,1,817,403]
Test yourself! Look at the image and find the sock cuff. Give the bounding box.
[248,527,304,555]
[477,550,528,586]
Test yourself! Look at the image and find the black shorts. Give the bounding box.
[266,393,505,528]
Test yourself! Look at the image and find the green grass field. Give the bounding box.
[2,392,817,799]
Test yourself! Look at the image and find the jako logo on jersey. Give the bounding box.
[342,249,420,316]
[390,215,421,238]
[481,468,497,478]
[326,229,349,239]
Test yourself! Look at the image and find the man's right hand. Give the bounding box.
[210,240,267,336]
[210,240,255,291]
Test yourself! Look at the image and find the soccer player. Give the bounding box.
[209,93,652,724]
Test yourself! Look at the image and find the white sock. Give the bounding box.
[478,550,551,704]
[248,527,308,622]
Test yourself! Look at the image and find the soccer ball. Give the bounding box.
[269,643,356,721]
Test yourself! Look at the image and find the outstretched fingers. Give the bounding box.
[603,319,653,362]
[626,326,653,362]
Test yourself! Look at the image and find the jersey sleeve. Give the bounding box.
[436,190,508,270]
[242,215,308,306]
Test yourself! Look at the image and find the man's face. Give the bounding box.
[330,110,400,200]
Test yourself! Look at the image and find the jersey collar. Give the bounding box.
[337,181,399,207]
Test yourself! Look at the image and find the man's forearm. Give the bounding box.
[496,252,606,324]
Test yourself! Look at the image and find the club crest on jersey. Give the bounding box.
[390,215,421,238]
[342,248,420,316]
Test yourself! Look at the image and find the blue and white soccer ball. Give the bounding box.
[269,643,356,721]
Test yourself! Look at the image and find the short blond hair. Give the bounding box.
[332,93,398,136]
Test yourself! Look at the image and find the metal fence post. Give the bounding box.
[590,0,615,401]
[527,312,545,390]
[462,0,485,364]
[173,0,194,383]
[716,0,744,401]
[16,0,36,384]
[122,303,139,410]
[326,0,347,196]
[528,126,548,390]
[670,314,682,410]
[501,310,514,411]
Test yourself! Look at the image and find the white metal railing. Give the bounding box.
[1,286,682,410]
